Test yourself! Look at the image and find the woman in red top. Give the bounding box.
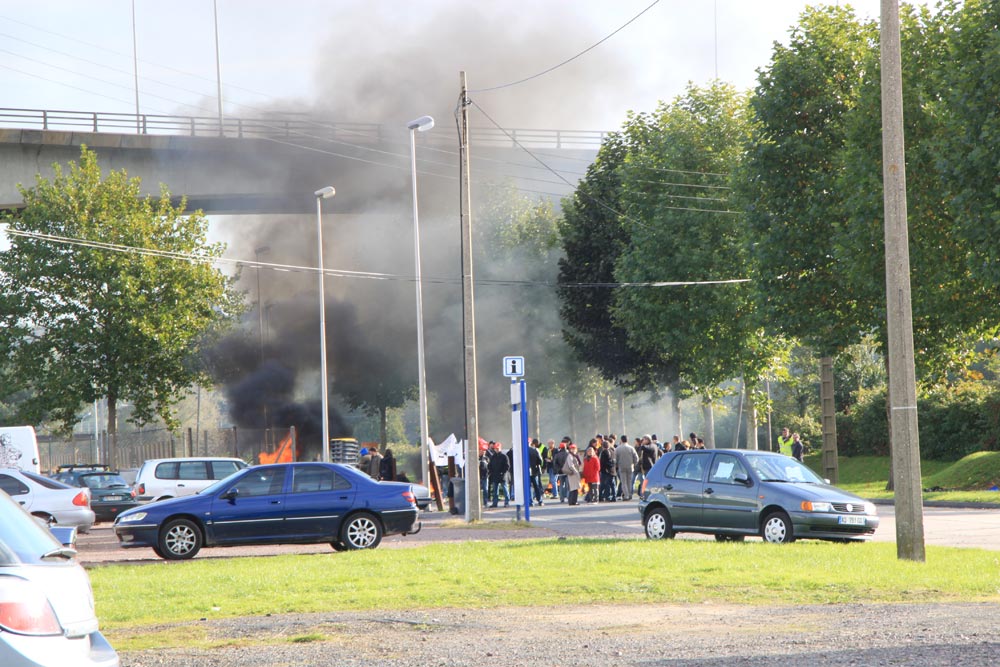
[582,443,601,503]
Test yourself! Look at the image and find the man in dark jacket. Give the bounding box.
[552,439,570,503]
[598,437,617,502]
[528,439,544,506]
[487,441,511,508]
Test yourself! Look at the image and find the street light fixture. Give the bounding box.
[314,186,335,463]
[407,115,433,487]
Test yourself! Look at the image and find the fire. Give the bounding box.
[259,433,297,464]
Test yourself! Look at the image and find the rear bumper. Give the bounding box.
[381,508,420,536]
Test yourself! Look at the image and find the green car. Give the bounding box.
[53,466,139,523]
[638,449,879,543]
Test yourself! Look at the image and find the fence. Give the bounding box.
[38,426,298,473]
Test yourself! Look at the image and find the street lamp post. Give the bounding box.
[407,115,434,487]
[314,186,335,463]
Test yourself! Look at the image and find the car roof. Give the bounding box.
[141,457,245,464]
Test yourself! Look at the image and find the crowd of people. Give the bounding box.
[476,432,709,508]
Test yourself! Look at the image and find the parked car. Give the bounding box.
[59,472,139,523]
[51,464,111,486]
[133,457,248,503]
[638,449,879,544]
[114,462,421,559]
[0,468,94,532]
[0,489,119,666]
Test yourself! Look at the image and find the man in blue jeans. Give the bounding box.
[487,441,511,507]
[551,438,570,502]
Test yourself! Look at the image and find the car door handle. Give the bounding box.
[663,484,673,491]
[270,500,281,505]
[177,484,186,488]
[704,487,714,495]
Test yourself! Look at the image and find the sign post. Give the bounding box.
[504,357,529,522]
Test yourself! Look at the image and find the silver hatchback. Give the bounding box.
[638,449,879,543]
[0,490,118,666]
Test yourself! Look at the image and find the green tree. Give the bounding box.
[613,82,768,405]
[557,116,678,393]
[739,6,877,354]
[0,147,242,448]
[835,3,998,384]
[935,0,1000,287]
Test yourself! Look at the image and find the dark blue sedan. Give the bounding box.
[113,462,420,559]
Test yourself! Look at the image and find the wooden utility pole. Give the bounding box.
[881,0,925,561]
[459,71,481,522]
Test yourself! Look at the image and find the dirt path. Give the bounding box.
[118,601,1000,666]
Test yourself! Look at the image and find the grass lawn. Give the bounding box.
[804,452,1000,503]
[90,537,1000,651]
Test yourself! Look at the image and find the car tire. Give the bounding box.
[643,507,674,540]
[158,518,203,559]
[31,512,54,525]
[340,512,383,550]
[761,511,794,544]
[331,540,348,552]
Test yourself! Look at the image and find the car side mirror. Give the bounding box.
[222,488,239,501]
[733,474,752,486]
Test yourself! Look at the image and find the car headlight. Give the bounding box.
[117,512,147,523]
[864,502,877,515]
[800,501,834,512]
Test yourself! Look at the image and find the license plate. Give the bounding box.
[838,515,866,526]
[103,495,125,502]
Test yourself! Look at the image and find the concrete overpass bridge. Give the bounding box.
[0,107,602,215]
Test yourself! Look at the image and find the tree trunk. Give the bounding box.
[619,390,627,436]
[670,383,682,439]
[379,404,388,449]
[732,380,744,449]
[592,393,599,437]
[568,399,577,445]
[604,392,612,435]
[107,391,118,469]
[702,397,715,448]
[820,356,839,484]
[744,383,758,451]
[532,396,540,442]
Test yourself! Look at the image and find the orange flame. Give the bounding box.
[259,433,296,464]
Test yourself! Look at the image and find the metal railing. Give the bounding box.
[0,107,607,150]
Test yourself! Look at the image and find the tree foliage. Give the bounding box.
[557,116,678,392]
[0,147,242,434]
[614,82,770,394]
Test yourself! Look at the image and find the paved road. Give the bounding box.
[75,500,999,564]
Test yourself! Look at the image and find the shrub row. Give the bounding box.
[837,383,1000,460]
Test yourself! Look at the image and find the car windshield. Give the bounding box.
[80,474,129,489]
[0,491,62,565]
[745,455,826,484]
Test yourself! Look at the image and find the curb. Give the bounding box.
[869,499,1000,510]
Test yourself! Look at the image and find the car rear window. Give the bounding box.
[0,492,62,565]
[22,471,71,490]
[0,475,30,496]
[291,466,351,493]
[211,461,243,478]
[673,454,708,481]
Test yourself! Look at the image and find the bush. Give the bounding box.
[837,383,1000,461]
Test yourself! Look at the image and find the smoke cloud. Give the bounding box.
[206,2,646,457]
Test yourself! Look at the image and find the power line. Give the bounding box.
[2,228,748,289]
[470,0,663,93]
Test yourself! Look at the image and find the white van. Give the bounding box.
[0,426,41,473]
[133,457,247,503]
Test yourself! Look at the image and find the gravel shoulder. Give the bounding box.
[119,601,1000,666]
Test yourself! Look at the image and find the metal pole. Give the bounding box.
[408,117,433,488]
[881,0,924,562]
[213,0,224,135]
[314,187,335,463]
[131,0,140,134]
[459,71,481,521]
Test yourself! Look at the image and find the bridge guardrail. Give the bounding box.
[0,107,606,150]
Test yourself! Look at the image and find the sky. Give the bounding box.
[0,0,898,133]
